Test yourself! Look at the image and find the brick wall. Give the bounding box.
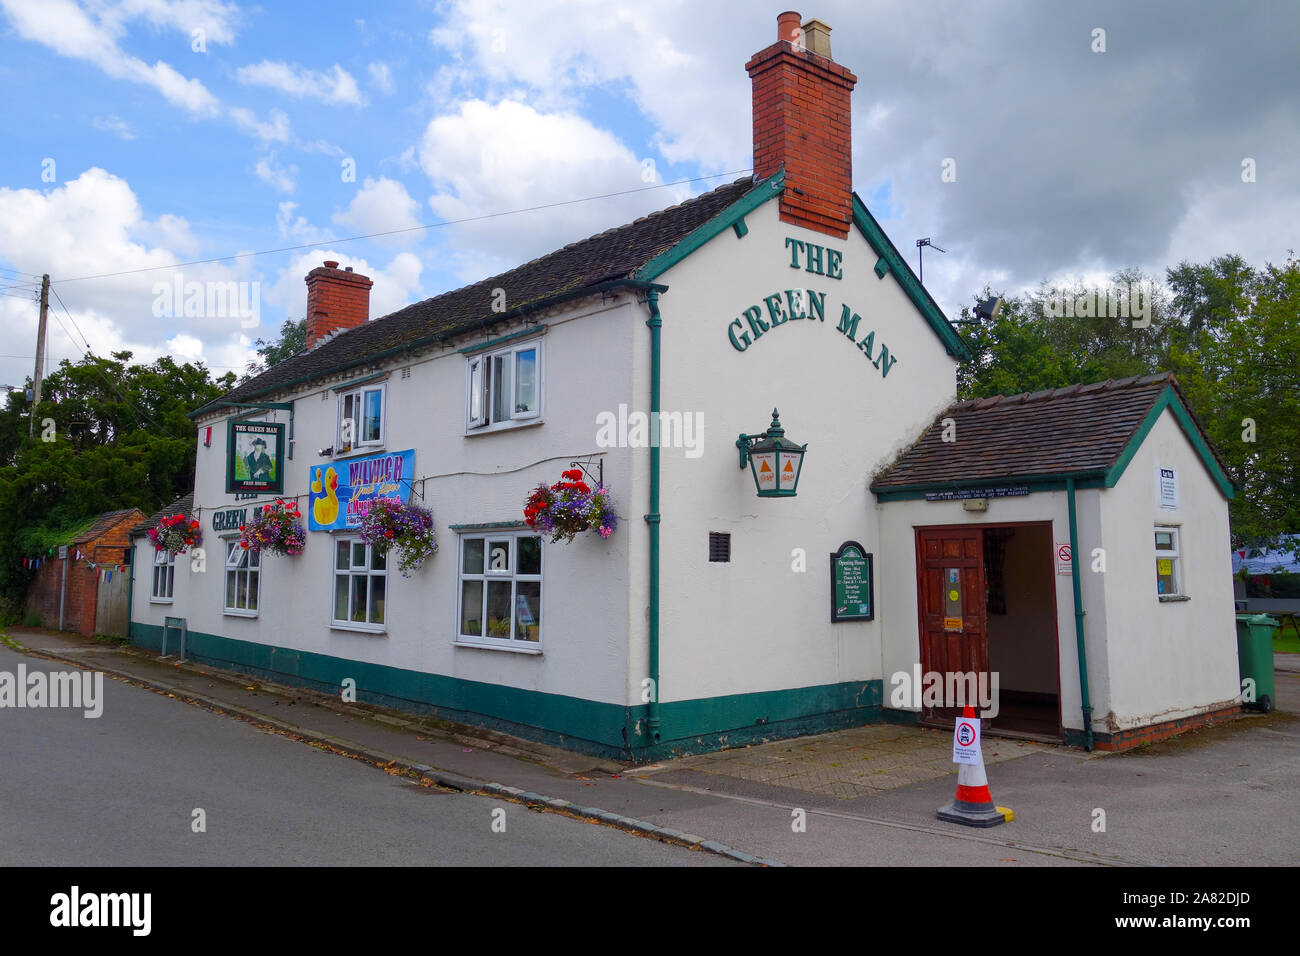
[305,261,373,349]
[24,510,141,637]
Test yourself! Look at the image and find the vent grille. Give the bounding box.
[708,532,731,563]
[401,367,411,379]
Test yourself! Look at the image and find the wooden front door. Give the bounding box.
[916,526,988,725]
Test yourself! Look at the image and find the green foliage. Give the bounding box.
[957,255,1300,551]
[242,318,306,382]
[0,352,234,604]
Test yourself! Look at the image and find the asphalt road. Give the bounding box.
[0,646,729,866]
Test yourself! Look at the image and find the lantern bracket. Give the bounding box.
[736,408,787,468]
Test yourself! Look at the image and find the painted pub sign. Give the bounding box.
[308,449,416,531]
[227,421,285,494]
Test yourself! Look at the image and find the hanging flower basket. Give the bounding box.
[357,499,437,577]
[148,514,202,555]
[238,499,306,556]
[524,469,618,544]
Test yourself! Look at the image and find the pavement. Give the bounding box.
[5,625,1300,867]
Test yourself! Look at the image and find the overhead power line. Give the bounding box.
[52,169,753,284]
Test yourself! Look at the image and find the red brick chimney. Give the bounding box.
[305,260,372,349]
[746,12,857,238]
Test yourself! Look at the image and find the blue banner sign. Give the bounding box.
[308,449,416,531]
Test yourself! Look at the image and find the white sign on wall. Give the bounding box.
[953,715,981,765]
[1158,465,1178,510]
[1056,542,1073,576]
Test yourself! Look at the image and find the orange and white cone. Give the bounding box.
[937,706,1011,828]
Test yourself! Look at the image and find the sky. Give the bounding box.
[0,0,1296,391]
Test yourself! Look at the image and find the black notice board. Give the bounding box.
[830,540,874,622]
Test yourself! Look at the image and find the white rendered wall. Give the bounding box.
[1097,408,1239,728]
[174,296,642,708]
[643,198,960,704]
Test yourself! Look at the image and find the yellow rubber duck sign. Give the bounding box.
[310,466,340,527]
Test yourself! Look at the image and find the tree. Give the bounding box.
[242,318,306,382]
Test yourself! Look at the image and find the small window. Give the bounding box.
[333,536,386,628]
[709,532,731,563]
[151,549,175,602]
[457,532,542,646]
[466,340,543,431]
[337,383,385,454]
[224,541,261,615]
[1155,526,1181,596]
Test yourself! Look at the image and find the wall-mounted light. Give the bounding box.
[737,409,806,498]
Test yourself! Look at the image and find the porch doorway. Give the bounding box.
[916,522,1061,740]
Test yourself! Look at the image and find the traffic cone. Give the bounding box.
[937,706,1011,828]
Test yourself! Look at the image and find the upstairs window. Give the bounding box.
[467,341,542,430]
[337,383,385,454]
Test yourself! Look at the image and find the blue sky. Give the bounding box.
[0,0,1295,390]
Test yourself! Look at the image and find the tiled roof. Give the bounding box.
[210,176,759,409]
[70,509,144,545]
[871,373,1224,490]
[130,493,194,537]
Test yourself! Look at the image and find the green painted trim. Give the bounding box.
[873,257,890,278]
[448,521,527,531]
[732,218,748,238]
[331,371,389,392]
[457,326,547,356]
[1067,477,1094,752]
[635,170,786,282]
[128,623,882,762]
[872,471,1107,502]
[1103,385,1235,500]
[882,707,920,726]
[644,289,663,744]
[851,195,970,361]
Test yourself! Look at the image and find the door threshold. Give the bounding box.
[984,726,1063,744]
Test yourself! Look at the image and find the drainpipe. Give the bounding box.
[125,542,136,643]
[58,551,68,631]
[644,289,663,745]
[1066,478,1094,750]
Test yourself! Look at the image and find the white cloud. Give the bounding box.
[332,178,422,246]
[0,0,224,115]
[276,202,334,244]
[265,250,424,322]
[368,61,394,94]
[236,60,367,106]
[91,115,136,140]
[254,156,298,194]
[229,107,291,144]
[0,167,260,384]
[419,99,683,276]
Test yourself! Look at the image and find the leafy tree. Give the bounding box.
[242,318,305,382]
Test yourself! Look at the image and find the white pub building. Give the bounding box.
[131,13,1242,759]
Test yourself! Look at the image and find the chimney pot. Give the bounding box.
[777,11,802,45]
[323,260,339,269]
[802,18,832,58]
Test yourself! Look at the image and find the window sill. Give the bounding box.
[1158,594,1191,603]
[150,598,174,605]
[331,623,387,635]
[333,444,386,460]
[224,608,259,618]
[464,418,544,438]
[454,639,542,655]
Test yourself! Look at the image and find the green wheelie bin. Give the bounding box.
[1235,613,1278,713]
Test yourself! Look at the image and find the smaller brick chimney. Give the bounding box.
[305,260,372,350]
[747,12,858,238]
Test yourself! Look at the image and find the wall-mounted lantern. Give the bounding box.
[736,408,806,497]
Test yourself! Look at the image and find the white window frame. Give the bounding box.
[150,548,175,603]
[465,339,544,433]
[223,539,261,617]
[336,382,386,455]
[331,535,387,632]
[1155,525,1183,598]
[455,531,543,651]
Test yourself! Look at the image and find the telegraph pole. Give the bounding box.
[30,273,49,435]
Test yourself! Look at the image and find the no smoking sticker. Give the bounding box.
[953,715,981,765]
